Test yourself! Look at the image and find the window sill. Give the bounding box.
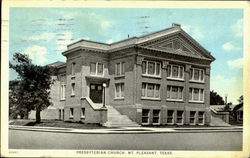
[142,74,161,79]
[166,77,184,82]
[60,99,66,101]
[189,101,204,103]
[152,123,160,125]
[141,97,161,101]
[114,97,124,100]
[167,123,174,125]
[189,80,205,84]
[166,99,184,102]
[141,123,150,125]
[81,116,85,119]
[71,75,75,79]
[176,123,184,125]
[71,94,75,97]
[90,74,104,77]
[114,75,125,79]
[69,116,73,119]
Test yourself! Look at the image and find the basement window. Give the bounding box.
[198,111,205,125]
[177,111,184,125]
[167,110,174,124]
[70,108,74,118]
[152,110,160,125]
[190,111,196,125]
[142,109,150,125]
[81,108,85,119]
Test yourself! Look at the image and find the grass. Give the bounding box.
[9,119,107,129]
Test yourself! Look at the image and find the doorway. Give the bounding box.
[89,84,103,103]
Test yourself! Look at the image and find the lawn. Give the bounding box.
[9,119,108,129]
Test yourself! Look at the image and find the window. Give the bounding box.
[70,108,74,118]
[167,64,184,80]
[189,88,204,102]
[198,111,205,125]
[190,68,204,82]
[90,62,104,76]
[115,83,124,99]
[152,110,160,124]
[142,60,161,77]
[71,83,75,96]
[142,83,160,99]
[115,62,125,76]
[71,63,75,76]
[177,111,184,124]
[60,83,66,100]
[167,86,183,101]
[81,108,85,119]
[142,109,150,124]
[190,111,196,125]
[167,110,174,124]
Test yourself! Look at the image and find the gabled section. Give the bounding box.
[138,31,214,61]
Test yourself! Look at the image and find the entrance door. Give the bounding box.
[90,84,103,103]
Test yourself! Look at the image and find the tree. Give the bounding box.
[9,53,55,123]
[238,95,243,104]
[210,90,225,105]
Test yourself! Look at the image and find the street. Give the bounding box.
[9,129,242,150]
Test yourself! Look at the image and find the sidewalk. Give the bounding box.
[9,125,243,134]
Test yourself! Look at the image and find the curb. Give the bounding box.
[9,125,243,134]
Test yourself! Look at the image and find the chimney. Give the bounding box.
[172,23,181,28]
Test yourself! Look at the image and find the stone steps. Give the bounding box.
[104,106,140,127]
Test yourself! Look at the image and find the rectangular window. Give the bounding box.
[142,109,150,124]
[167,64,184,80]
[177,111,184,124]
[166,86,183,101]
[190,111,196,125]
[115,83,124,99]
[60,83,66,100]
[152,110,160,124]
[71,83,75,96]
[71,63,75,75]
[70,108,74,118]
[97,63,103,75]
[190,68,204,82]
[121,62,125,75]
[90,63,96,75]
[189,88,204,102]
[141,83,160,99]
[167,110,174,124]
[198,111,205,125]
[115,62,125,76]
[90,62,103,76]
[142,60,161,77]
[81,108,85,119]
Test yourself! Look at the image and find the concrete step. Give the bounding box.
[104,105,140,127]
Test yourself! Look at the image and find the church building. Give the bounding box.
[29,23,215,127]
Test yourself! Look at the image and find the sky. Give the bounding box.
[9,8,243,104]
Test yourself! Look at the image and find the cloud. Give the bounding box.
[232,18,243,37]
[83,37,90,40]
[56,31,73,52]
[22,45,48,65]
[101,21,114,30]
[22,32,55,42]
[182,24,204,40]
[211,75,242,104]
[106,39,113,44]
[222,42,234,51]
[227,58,243,69]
